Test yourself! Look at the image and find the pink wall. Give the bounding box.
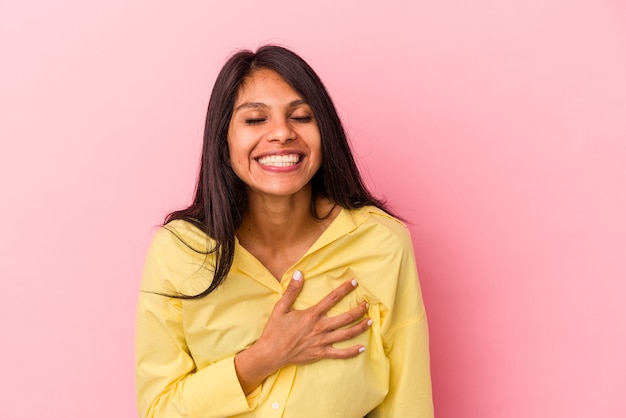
[1,1,625,417]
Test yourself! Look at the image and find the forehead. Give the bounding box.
[235,68,302,104]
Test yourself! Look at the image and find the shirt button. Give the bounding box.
[271,402,279,409]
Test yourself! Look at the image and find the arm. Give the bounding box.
[135,291,255,418]
[368,230,434,418]
[368,319,433,417]
[135,229,256,418]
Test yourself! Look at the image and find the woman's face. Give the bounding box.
[227,68,322,200]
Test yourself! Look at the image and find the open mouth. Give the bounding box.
[256,154,302,168]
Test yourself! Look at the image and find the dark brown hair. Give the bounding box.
[166,45,393,298]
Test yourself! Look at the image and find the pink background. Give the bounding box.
[1,1,625,417]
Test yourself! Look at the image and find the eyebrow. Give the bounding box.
[234,99,307,113]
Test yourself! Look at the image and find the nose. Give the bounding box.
[267,116,295,143]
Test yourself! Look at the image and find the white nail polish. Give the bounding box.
[358,346,366,353]
[351,279,358,287]
[367,319,373,327]
[292,270,303,281]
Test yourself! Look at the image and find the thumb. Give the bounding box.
[275,270,304,313]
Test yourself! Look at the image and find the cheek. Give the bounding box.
[226,138,240,163]
[228,149,250,177]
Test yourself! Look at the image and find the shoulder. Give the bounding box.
[140,220,215,294]
[348,206,413,249]
[151,219,212,254]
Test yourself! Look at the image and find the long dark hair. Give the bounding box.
[166,45,394,298]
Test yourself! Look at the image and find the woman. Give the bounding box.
[135,45,433,417]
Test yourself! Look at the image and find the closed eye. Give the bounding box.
[245,118,266,125]
[291,116,313,123]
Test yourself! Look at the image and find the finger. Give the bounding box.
[312,278,358,314]
[322,344,367,360]
[321,317,373,346]
[274,270,304,314]
[323,301,369,331]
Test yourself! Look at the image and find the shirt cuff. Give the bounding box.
[186,355,258,417]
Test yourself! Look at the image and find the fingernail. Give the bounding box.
[292,270,303,281]
[365,302,370,310]
[367,319,373,327]
[358,346,366,353]
[351,279,358,287]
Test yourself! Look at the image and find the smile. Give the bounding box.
[257,154,302,167]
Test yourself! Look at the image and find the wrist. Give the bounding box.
[234,340,280,395]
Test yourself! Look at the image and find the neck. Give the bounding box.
[237,186,333,249]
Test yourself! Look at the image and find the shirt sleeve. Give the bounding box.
[368,227,434,418]
[134,227,259,418]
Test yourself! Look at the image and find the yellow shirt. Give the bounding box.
[135,206,433,417]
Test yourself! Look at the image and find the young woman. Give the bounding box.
[135,45,433,417]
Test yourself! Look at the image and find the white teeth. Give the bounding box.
[257,154,301,167]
